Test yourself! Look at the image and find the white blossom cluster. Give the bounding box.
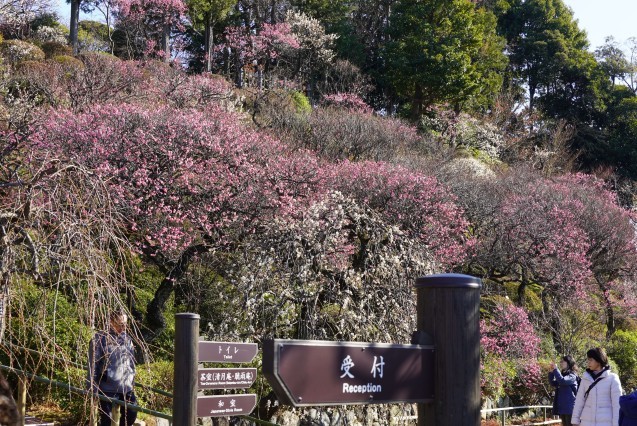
[0,39,44,64]
[0,0,51,36]
[285,10,338,66]
[221,191,434,344]
[33,25,67,44]
[455,115,505,159]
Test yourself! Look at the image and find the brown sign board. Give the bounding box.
[263,339,435,406]
[197,394,257,418]
[198,368,257,389]
[199,341,258,363]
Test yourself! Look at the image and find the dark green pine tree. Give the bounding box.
[384,0,507,118]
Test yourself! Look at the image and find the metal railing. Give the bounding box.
[481,405,562,426]
[3,360,554,426]
[0,363,172,423]
[0,363,279,426]
[2,343,173,398]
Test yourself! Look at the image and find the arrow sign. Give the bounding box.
[197,394,257,418]
[198,368,257,389]
[263,339,434,406]
[199,341,258,363]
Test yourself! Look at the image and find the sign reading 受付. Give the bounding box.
[263,339,434,406]
[198,368,257,389]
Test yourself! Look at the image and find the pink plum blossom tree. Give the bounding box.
[30,103,326,337]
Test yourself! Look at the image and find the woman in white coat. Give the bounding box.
[572,347,622,426]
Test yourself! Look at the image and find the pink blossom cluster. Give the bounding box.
[224,23,300,64]
[481,303,541,359]
[30,104,324,254]
[328,160,472,266]
[498,185,592,298]
[116,0,186,27]
[321,93,373,114]
[26,98,474,272]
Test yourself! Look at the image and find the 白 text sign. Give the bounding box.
[198,368,257,389]
[196,394,257,418]
[263,339,434,406]
[199,341,258,363]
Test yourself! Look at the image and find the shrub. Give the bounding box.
[52,55,84,70]
[609,329,637,391]
[321,92,372,114]
[33,25,67,44]
[141,61,233,109]
[63,52,145,111]
[286,106,423,161]
[290,90,311,113]
[40,41,72,59]
[135,361,173,413]
[0,39,45,66]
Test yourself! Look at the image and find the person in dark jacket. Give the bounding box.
[549,355,580,426]
[620,391,637,426]
[87,311,137,426]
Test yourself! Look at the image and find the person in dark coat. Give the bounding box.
[620,391,637,426]
[549,355,580,426]
[87,311,137,426]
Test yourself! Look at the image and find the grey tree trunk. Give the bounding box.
[69,0,80,55]
[204,15,214,72]
[161,24,171,62]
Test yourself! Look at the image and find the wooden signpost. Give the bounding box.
[174,273,482,425]
[173,314,258,423]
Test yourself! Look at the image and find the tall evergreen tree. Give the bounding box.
[384,0,506,117]
[187,0,235,71]
[505,0,590,116]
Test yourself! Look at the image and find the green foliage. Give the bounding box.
[78,20,111,52]
[607,95,637,178]
[481,354,516,399]
[503,0,609,134]
[609,330,637,391]
[135,361,173,413]
[384,0,507,117]
[290,0,349,33]
[186,0,235,36]
[40,41,72,59]
[502,282,543,313]
[29,13,64,34]
[290,90,312,113]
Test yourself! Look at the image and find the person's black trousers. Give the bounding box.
[99,391,137,426]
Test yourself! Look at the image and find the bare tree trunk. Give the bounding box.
[161,24,171,62]
[144,244,210,339]
[205,14,214,72]
[235,51,243,88]
[106,7,113,55]
[69,0,81,55]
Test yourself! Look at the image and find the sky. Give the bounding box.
[563,0,636,51]
[53,0,636,52]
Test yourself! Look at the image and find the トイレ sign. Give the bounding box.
[196,394,257,418]
[199,341,258,363]
[263,339,434,406]
[198,368,257,389]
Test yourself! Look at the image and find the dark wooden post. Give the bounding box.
[415,273,482,426]
[173,313,200,425]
